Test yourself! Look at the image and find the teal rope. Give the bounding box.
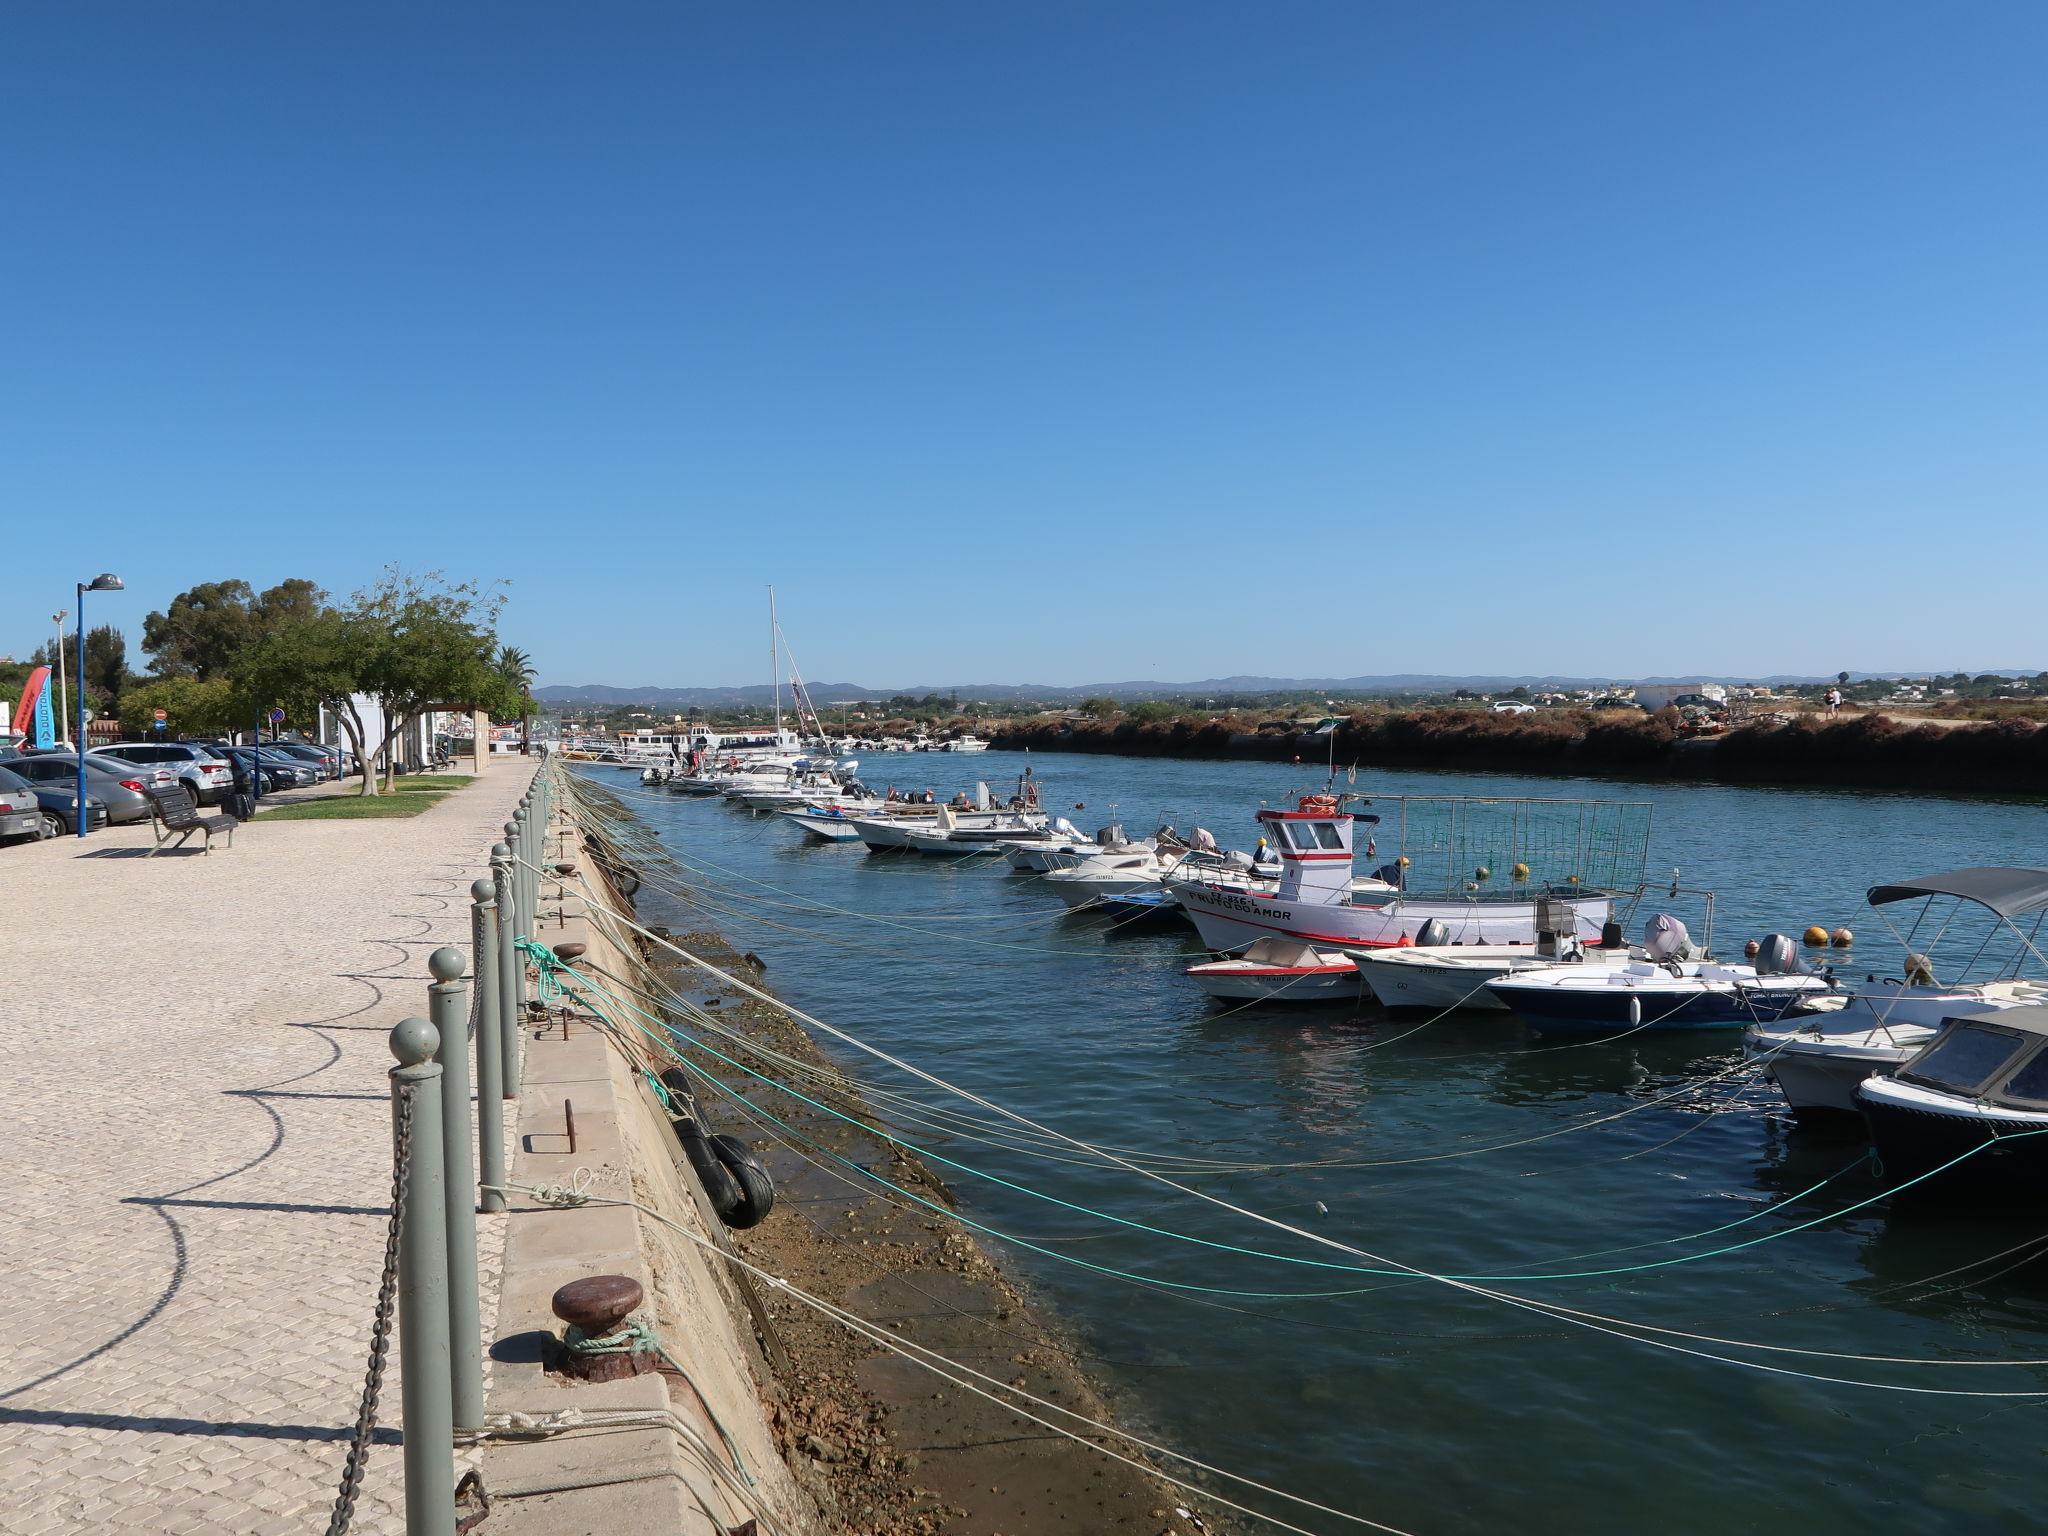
[554,959,1987,1292]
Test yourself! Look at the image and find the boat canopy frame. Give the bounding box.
[1863,868,2048,985]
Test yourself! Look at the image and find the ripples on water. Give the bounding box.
[581,752,2048,1535]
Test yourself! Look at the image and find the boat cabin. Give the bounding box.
[1888,1004,2048,1110]
[1254,795,1356,905]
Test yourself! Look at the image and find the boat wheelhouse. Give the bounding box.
[1166,793,1637,952]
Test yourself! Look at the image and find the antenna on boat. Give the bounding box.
[768,585,782,738]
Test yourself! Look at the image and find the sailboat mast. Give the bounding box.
[769,585,782,736]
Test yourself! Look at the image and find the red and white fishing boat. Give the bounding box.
[1185,938,1363,1003]
[1165,794,1614,952]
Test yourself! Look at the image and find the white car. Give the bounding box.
[100,742,237,806]
[1489,701,1536,715]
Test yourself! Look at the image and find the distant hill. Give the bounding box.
[534,668,2043,709]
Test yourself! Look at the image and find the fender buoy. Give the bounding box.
[711,1134,775,1229]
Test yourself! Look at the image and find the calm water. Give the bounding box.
[579,753,2048,1535]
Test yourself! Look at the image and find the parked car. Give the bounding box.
[3,753,162,825]
[0,766,46,842]
[216,746,316,791]
[257,741,339,780]
[22,778,109,836]
[100,742,237,805]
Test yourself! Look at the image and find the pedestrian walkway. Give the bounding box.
[0,763,532,1535]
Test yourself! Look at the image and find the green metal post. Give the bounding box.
[491,843,521,1096]
[389,1017,454,1536]
[469,880,505,1213]
[427,948,483,1433]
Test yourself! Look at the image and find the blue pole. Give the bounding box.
[73,595,87,839]
[252,709,262,804]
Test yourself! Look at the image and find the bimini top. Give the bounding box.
[1866,867,2048,920]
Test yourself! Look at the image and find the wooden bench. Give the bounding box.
[146,785,239,855]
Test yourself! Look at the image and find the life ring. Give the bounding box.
[1299,794,1339,814]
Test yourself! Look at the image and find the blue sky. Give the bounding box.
[3,3,2043,688]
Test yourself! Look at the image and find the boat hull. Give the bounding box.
[1187,966,1363,1003]
[1490,977,1830,1034]
[1350,948,1599,1012]
[1168,882,1611,953]
[1753,1039,1912,1117]
[1859,1089,2048,1195]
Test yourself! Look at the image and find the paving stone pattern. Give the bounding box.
[0,765,533,1535]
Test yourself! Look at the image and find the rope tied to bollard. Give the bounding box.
[561,1312,658,1360]
[513,937,573,1005]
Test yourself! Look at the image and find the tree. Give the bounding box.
[1079,696,1120,719]
[1837,671,1851,687]
[119,676,240,739]
[142,577,327,679]
[84,626,128,720]
[497,645,538,753]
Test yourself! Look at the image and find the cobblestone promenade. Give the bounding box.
[0,764,531,1535]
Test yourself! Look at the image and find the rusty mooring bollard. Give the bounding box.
[551,1274,657,1382]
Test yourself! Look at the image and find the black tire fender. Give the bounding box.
[711,1133,775,1229]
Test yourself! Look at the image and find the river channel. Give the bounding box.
[581,751,2048,1535]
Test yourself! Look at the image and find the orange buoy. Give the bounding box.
[1803,925,1830,947]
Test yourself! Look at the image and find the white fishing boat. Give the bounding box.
[1487,925,1840,1034]
[1354,931,1625,1013]
[1747,867,2048,1117]
[940,733,990,752]
[882,804,1054,856]
[1004,820,1159,874]
[779,803,869,842]
[1166,793,1625,953]
[1041,849,1185,908]
[1185,940,1363,1004]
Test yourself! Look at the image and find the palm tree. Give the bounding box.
[497,645,537,753]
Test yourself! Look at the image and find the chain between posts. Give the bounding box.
[325,1082,412,1536]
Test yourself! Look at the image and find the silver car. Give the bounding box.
[0,766,42,842]
[5,753,164,825]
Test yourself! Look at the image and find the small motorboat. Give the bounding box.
[1857,1004,2048,1195]
[1352,917,1630,1012]
[1748,866,2048,1118]
[779,803,869,842]
[1095,888,1187,927]
[1488,926,1839,1034]
[1041,850,1178,908]
[1186,939,1363,1004]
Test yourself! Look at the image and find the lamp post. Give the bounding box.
[74,574,123,838]
[51,611,69,749]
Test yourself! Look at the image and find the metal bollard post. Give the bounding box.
[492,843,522,1096]
[427,948,483,1434]
[470,879,506,1213]
[389,1018,455,1536]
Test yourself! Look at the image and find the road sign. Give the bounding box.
[153,708,168,721]
[269,707,286,724]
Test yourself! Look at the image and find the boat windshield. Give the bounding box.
[1900,1022,2031,1095]
[1995,1049,2048,1109]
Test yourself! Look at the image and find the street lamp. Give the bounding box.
[51,610,69,748]
[74,573,123,839]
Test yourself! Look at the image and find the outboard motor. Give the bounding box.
[1190,826,1218,854]
[1753,934,1801,976]
[1642,913,1693,963]
[1413,918,1451,948]
[1601,919,1625,951]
